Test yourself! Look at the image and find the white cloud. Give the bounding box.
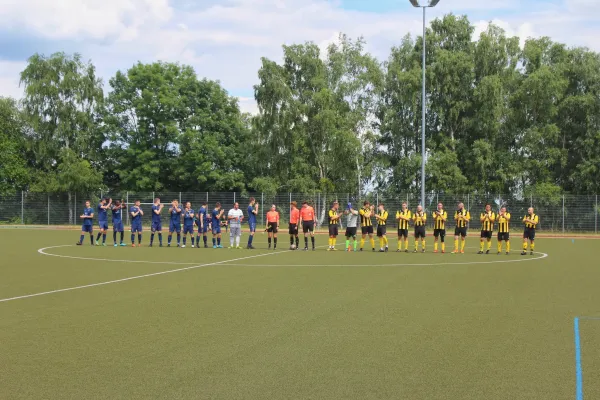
[0,61,27,99]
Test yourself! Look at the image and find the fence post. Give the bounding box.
[596,195,598,234]
[531,193,533,207]
[376,192,379,206]
[47,195,50,225]
[74,193,77,225]
[289,193,292,214]
[126,191,129,225]
[233,192,236,203]
[206,192,209,203]
[261,192,264,227]
[179,192,182,204]
[467,193,470,212]
[562,194,565,234]
[21,190,24,224]
[152,192,155,202]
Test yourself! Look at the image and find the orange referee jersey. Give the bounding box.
[266,211,279,223]
[290,208,300,224]
[300,206,315,221]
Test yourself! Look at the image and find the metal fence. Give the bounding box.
[0,191,598,233]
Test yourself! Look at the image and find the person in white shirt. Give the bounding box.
[227,202,244,249]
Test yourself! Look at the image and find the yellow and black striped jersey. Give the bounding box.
[396,210,412,230]
[377,210,388,226]
[455,209,470,227]
[497,212,511,233]
[359,207,373,227]
[328,209,339,225]
[413,211,427,226]
[432,210,447,230]
[480,211,496,232]
[523,214,539,229]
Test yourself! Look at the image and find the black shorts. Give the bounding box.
[267,222,278,233]
[455,227,468,237]
[523,227,536,240]
[480,230,493,239]
[289,223,298,235]
[397,229,409,238]
[414,226,426,238]
[329,225,339,236]
[345,227,357,238]
[433,229,446,238]
[361,226,374,235]
[302,221,314,233]
[497,232,510,241]
[377,226,387,237]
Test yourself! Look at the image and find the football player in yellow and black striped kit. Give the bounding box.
[496,206,511,254]
[453,202,471,254]
[359,201,376,252]
[478,204,496,254]
[374,203,389,252]
[522,207,539,255]
[432,202,447,253]
[413,205,427,252]
[396,202,411,252]
[327,201,340,251]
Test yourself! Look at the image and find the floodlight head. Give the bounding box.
[429,0,440,6]
[409,0,440,6]
[408,0,420,7]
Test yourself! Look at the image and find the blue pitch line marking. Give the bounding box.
[574,317,583,400]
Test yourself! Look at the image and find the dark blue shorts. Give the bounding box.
[169,222,181,233]
[113,222,124,232]
[203,223,209,233]
[183,225,194,234]
[249,222,256,232]
[151,222,162,232]
[212,226,221,235]
[82,225,93,233]
[131,223,142,233]
[98,221,108,230]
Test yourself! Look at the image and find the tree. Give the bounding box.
[0,97,30,194]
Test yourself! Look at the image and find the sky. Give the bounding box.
[1,0,599,114]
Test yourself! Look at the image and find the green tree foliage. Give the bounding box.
[0,97,30,194]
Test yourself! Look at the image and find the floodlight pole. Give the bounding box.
[421,5,426,209]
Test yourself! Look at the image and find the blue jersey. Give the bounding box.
[170,207,182,224]
[97,203,108,222]
[82,207,94,226]
[199,206,208,223]
[112,207,123,223]
[130,206,142,225]
[211,209,221,226]
[184,209,195,226]
[247,205,257,224]
[151,204,162,223]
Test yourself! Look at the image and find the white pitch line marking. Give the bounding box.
[37,245,198,265]
[0,248,297,303]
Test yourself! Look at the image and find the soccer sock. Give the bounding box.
[168,235,172,245]
[415,239,419,250]
[398,239,402,250]
[230,236,234,247]
[150,233,155,244]
[120,232,124,243]
[291,236,294,245]
[183,236,187,245]
[305,237,308,247]
[422,239,426,250]
[196,235,200,245]
[213,237,216,246]
[268,237,272,246]
[487,239,492,250]
[360,238,365,249]
[442,242,445,252]
[131,233,135,244]
[454,239,458,251]
[353,240,357,250]
[102,233,106,244]
[274,237,277,247]
[217,237,221,246]
[405,239,408,249]
[236,236,240,247]
[191,237,195,246]
[204,236,208,245]
[332,238,336,247]
[328,238,332,247]
[506,241,510,252]
[89,235,94,244]
[311,236,315,248]
[250,235,254,245]
[497,241,502,252]
[346,239,350,248]
[434,242,438,251]
[379,237,384,248]
[383,236,388,247]
[531,242,535,251]
[138,234,142,244]
[370,238,375,249]
[78,234,84,244]
[461,239,466,251]
[158,233,162,244]
[96,232,102,241]
[480,240,484,251]
[113,232,117,243]
[296,237,299,247]
[523,241,527,251]
[177,233,181,244]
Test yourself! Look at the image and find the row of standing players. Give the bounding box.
[325,200,539,256]
[75,197,320,250]
[75,198,540,255]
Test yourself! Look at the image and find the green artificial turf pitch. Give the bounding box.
[0,229,599,399]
